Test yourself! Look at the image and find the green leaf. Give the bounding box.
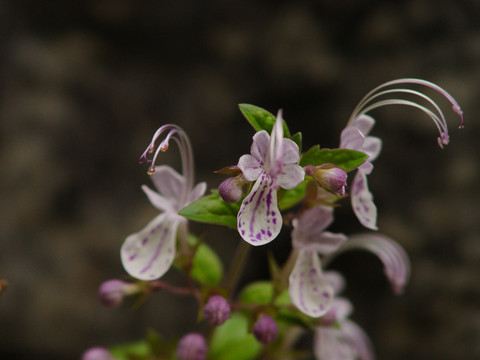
[179,191,240,229]
[110,341,150,360]
[290,132,302,153]
[209,313,262,360]
[238,104,291,137]
[278,179,309,211]
[238,281,275,305]
[190,238,224,286]
[299,146,368,170]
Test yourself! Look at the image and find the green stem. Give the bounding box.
[224,240,251,297]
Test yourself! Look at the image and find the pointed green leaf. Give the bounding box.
[209,313,262,360]
[190,239,224,286]
[299,146,368,170]
[179,191,240,229]
[238,104,291,137]
[278,179,309,211]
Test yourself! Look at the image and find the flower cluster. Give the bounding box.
[87,79,463,360]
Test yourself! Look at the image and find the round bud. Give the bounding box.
[253,315,278,344]
[218,177,244,203]
[98,279,138,308]
[177,333,207,360]
[203,295,231,326]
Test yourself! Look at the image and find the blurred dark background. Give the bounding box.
[0,0,479,359]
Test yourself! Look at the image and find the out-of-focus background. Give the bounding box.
[1,1,479,359]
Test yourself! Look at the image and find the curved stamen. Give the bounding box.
[348,78,464,148]
[139,124,195,205]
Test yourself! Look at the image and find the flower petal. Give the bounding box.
[289,249,334,317]
[339,320,375,360]
[150,166,185,199]
[281,138,301,164]
[121,213,181,280]
[250,130,270,162]
[340,126,365,151]
[276,163,305,190]
[352,114,375,136]
[292,206,334,244]
[187,181,207,205]
[314,326,356,360]
[362,136,382,162]
[351,171,378,230]
[314,319,375,360]
[142,185,176,212]
[238,154,263,181]
[237,174,281,246]
[337,233,410,294]
[323,271,346,295]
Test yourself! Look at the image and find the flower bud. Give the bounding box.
[218,175,246,203]
[176,333,207,360]
[98,279,139,308]
[203,295,231,326]
[81,347,114,360]
[253,315,278,344]
[305,164,347,197]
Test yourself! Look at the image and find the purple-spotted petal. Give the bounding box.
[187,181,207,205]
[352,115,375,136]
[150,166,185,199]
[121,213,181,280]
[250,130,270,162]
[289,249,334,318]
[340,126,365,151]
[338,233,410,294]
[238,154,263,181]
[351,171,378,230]
[276,163,305,190]
[142,185,176,213]
[237,174,281,246]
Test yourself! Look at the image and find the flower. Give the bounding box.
[288,206,347,317]
[81,347,115,360]
[237,111,305,245]
[203,295,231,326]
[121,125,206,281]
[314,272,374,360]
[98,279,139,308]
[253,315,278,344]
[176,333,207,360]
[342,78,463,230]
[340,115,381,230]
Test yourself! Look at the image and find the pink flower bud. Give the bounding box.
[253,315,278,344]
[305,164,347,196]
[177,333,207,360]
[81,347,114,360]
[203,295,231,326]
[98,279,138,308]
[218,176,245,203]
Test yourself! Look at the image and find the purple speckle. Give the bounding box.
[142,237,148,245]
[129,254,137,261]
[322,291,330,298]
